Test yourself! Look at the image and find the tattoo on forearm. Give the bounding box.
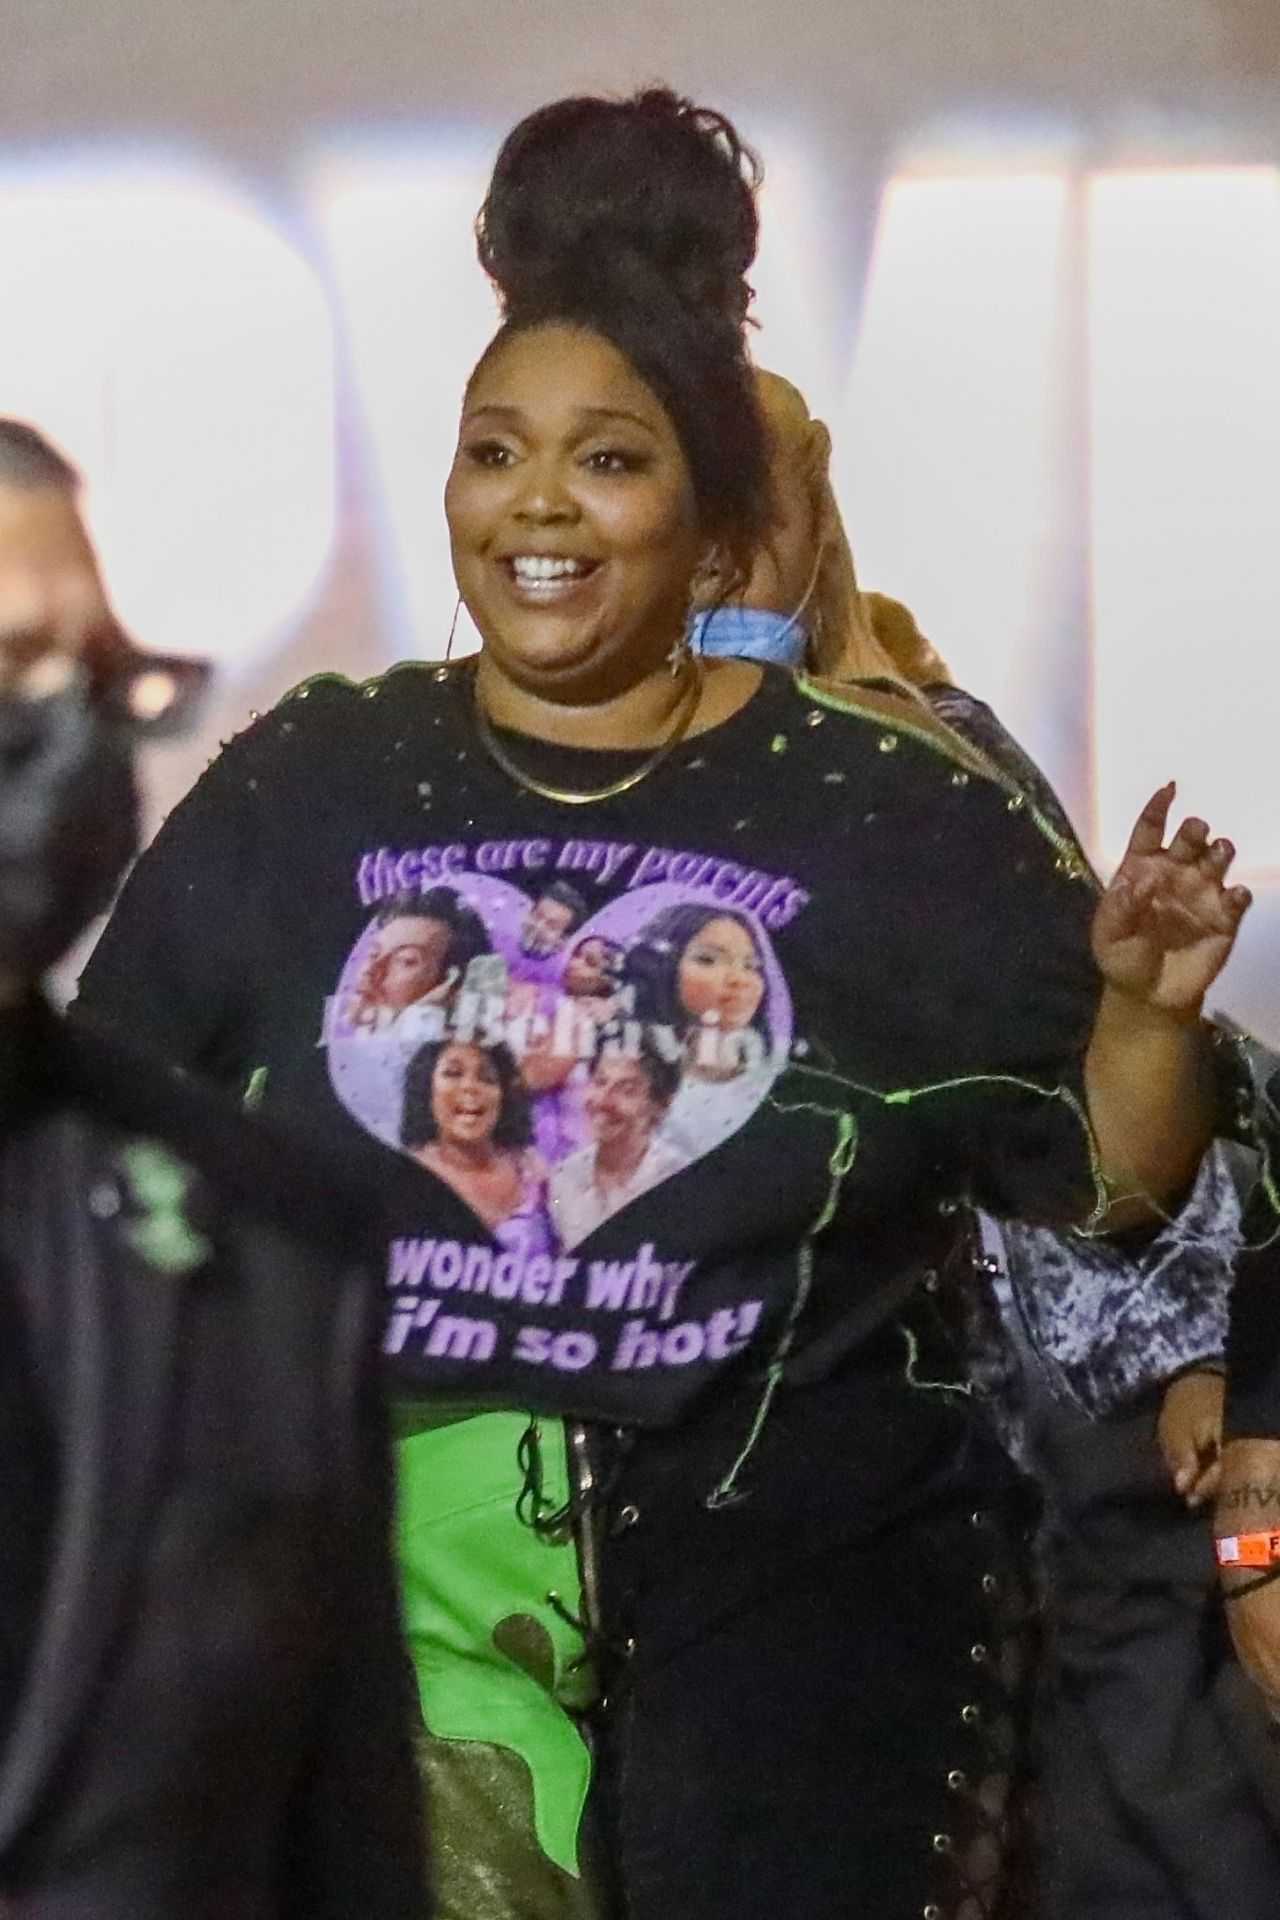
[1220,1482,1280,1512]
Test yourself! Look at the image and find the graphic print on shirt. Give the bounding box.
[325,834,798,1270]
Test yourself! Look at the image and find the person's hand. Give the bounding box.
[1091,785,1250,1016]
[1216,1438,1280,1719]
[1157,1367,1225,1507]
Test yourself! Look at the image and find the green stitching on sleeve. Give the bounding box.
[794,672,1098,888]
[706,1108,858,1509]
[242,1066,269,1112]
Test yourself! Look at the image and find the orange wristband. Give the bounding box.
[1216,1531,1280,1569]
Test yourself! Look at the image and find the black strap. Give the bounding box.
[1223,1562,1280,1602]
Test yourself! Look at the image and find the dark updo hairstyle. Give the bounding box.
[473,87,772,590]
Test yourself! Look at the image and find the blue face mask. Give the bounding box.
[688,604,809,667]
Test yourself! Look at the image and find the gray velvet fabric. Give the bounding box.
[1000,1145,1240,1416]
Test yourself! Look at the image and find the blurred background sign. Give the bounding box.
[5,0,1279,1035]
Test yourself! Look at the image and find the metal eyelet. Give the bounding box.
[613,1502,641,1534]
[932,1832,953,1854]
[946,1769,967,1792]
[961,1703,981,1724]
[970,1643,987,1664]
[878,733,899,753]
[88,1181,122,1220]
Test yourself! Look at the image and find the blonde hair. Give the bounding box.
[754,369,954,690]
[861,592,954,689]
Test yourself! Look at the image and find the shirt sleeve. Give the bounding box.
[75,719,269,1091]
[999,1142,1239,1417]
[886,784,1104,1225]
[897,685,1105,1221]
[812,685,1102,1225]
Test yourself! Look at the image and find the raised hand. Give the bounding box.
[1091,784,1250,1016]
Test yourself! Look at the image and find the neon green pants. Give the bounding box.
[395,1410,605,1920]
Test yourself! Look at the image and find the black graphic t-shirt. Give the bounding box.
[79,664,1102,1427]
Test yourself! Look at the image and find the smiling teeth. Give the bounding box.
[511,556,588,581]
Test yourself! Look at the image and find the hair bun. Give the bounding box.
[477,88,761,329]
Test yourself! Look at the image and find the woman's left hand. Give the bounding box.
[1091,784,1251,1016]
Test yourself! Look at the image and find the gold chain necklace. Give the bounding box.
[470,660,705,807]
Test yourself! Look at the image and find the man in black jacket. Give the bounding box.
[0,419,429,1919]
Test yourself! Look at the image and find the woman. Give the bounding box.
[403,1035,552,1253]
[691,365,936,685]
[77,89,1250,1920]
[621,902,777,1158]
[550,1035,685,1249]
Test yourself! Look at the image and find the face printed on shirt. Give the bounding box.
[325,852,794,1253]
[676,915,766,1035]
[368,916,454,1011]
[584,1050,670,1155]
[519,889,583,961]
[563,934,622,999]
[431,1041,503,1146]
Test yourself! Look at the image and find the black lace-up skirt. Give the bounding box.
[589,1335,1037,1920]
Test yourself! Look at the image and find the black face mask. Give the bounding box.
[0,648,209,982]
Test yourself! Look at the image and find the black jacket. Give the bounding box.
[0,1001,428,1920]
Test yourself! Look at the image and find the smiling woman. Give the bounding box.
[457,89,770,755]
[402,1035,552,1249]
[76,83,1251,1920]
[447,327,705,706]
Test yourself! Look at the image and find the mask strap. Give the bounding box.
[762,542,823,655]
